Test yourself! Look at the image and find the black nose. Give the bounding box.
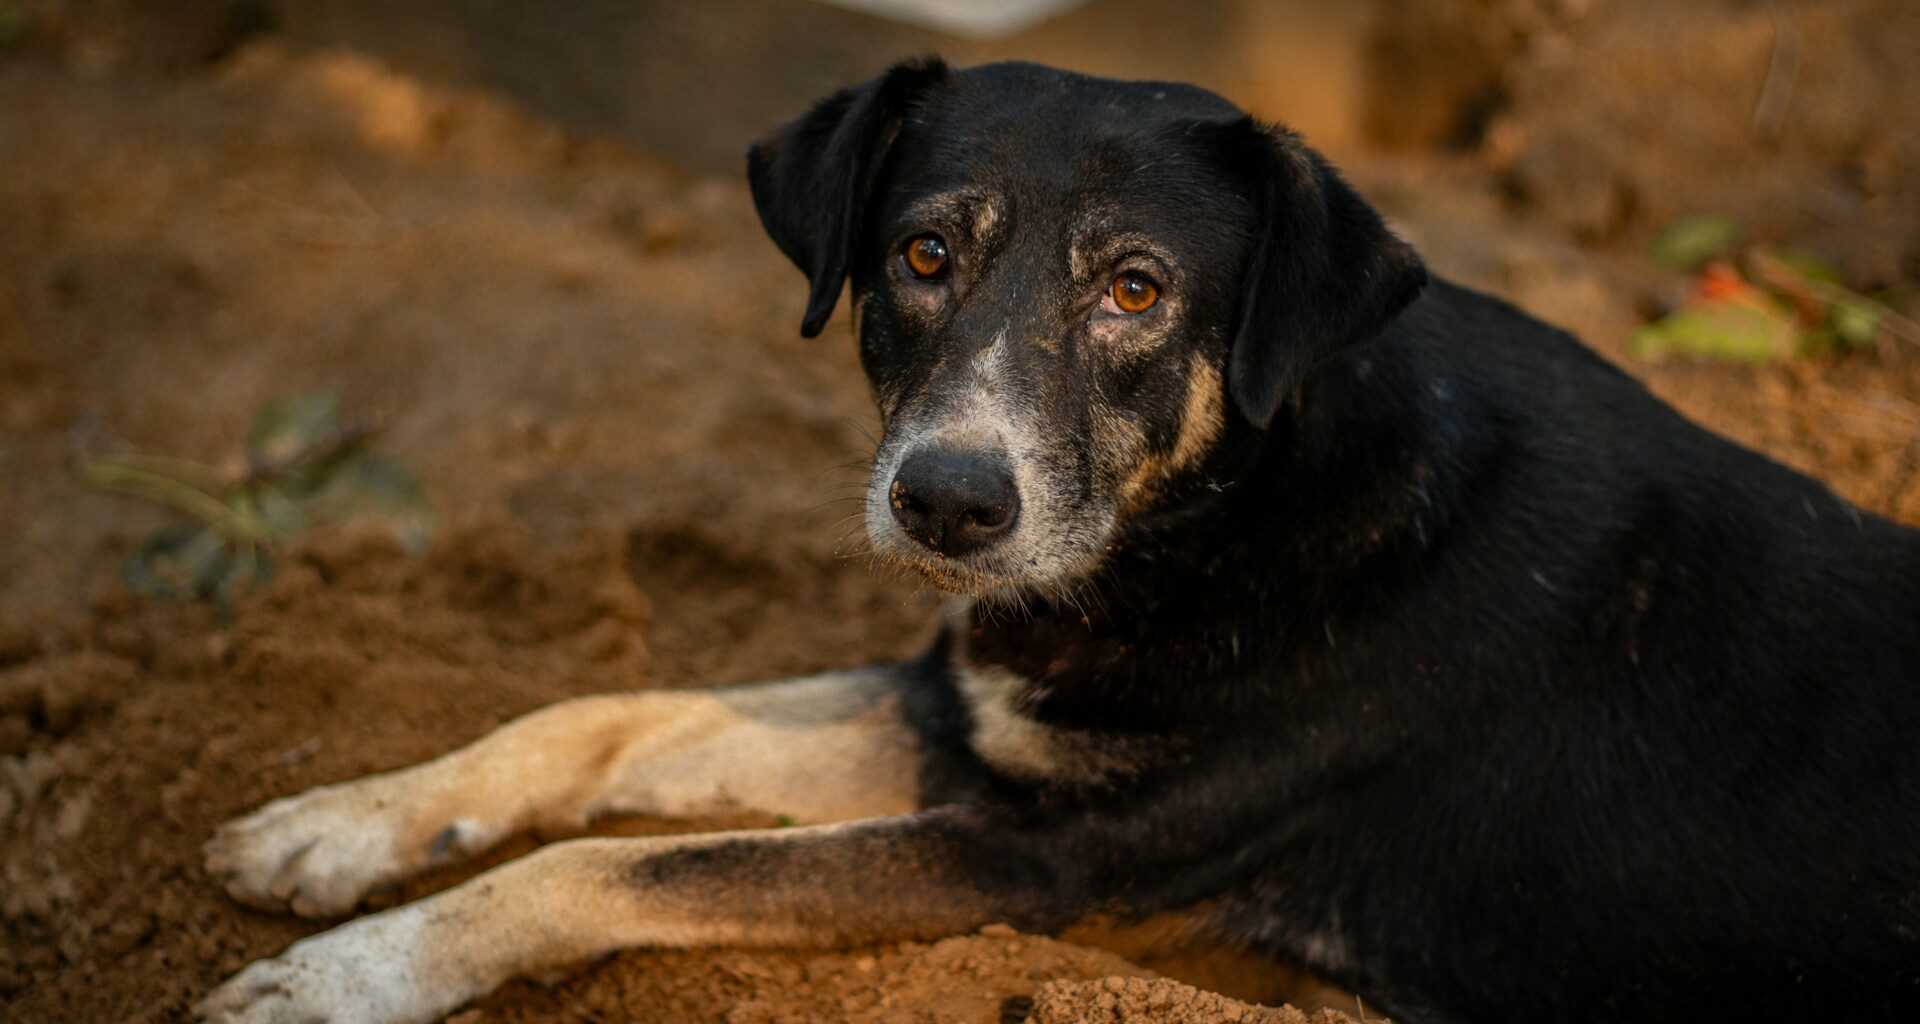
[889,448,1019,557]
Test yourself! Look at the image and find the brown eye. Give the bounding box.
[903,234,949,279]
[1108,272,1160,314]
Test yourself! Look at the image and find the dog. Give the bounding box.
[195,60,1920,1024]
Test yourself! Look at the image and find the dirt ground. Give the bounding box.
[3,2,1919,1022]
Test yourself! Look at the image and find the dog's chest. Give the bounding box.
[952,658,1149,785]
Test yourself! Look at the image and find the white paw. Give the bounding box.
[204,778,420,918]
[196,904,462,1024]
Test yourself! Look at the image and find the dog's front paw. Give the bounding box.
[205,777,425,917]
[196,904,461,1024]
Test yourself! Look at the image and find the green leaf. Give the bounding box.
[189,533,241,596]
[1769,249,1844,287]
[301,452,435,550]
[124,526,273,613]
[1648,216,1743,271]
[304,452,427,513]
[247,391,341,468]
[125,527,230,601]
[1800,323,1841,355]
[80,457,234,525]
[1631,298,1800,363]
[213,545,274,617]
[254,485,310,540]
[1829,298,1882,349]
[108,392,427,612]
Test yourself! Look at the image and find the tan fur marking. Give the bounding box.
[1069,225,1176,286]
[204,672,919,918]
[972,195,1002,243]
[412,830,838,983]
[199,814,1004,1024]
[958,664,1151,783]
[901,186,1004,249]
[1166,356,1227,475]
[1117,355,1225,514]
[1093,404,1153,491]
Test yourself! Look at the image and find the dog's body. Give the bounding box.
[198,62,1920,1024]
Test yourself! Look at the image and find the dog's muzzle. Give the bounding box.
[887,446,1019,557]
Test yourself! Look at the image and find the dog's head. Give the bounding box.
[749,60,1426,598]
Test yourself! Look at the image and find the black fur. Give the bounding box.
[1212,118,1428,428]
[746,58,949,337]
[751,60,1920,1024]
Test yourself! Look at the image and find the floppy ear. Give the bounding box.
[1219,119,1428,428]
[747,58,950,338]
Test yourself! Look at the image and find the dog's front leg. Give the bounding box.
[197,807,1058,1024]
[205,666,923,917]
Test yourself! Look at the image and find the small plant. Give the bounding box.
[1632,215,1917,363]
[78,391,432,611]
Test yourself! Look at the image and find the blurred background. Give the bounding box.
[2,2,1918,1022]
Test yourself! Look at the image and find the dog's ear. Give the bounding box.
[747,58,950,338]
[1214,118,1428,428]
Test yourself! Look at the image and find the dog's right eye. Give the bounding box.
[902,234,949,280]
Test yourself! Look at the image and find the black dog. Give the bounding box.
[198,60,1919,1024]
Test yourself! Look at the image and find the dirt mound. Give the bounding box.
[471,926,1152,1024]
[0,524,649,1020]
[1373,0,1920,279]
[1031,977,1366,1024]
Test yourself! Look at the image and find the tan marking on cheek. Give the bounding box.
[1168,357,1226,472]
[1116,356,1225,515]
[1093,404,1153,495]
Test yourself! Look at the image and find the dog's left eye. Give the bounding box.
[1103,272,1161,315]
[903,234,949,280]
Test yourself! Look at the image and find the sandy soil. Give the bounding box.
[3,2,1918,1021]
[1030,976,1368,1024]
